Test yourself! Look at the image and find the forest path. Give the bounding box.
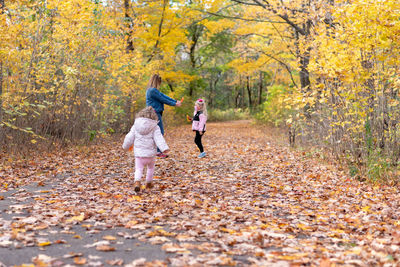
[0,120,399,266]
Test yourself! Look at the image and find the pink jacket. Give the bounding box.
[192,108,207,132]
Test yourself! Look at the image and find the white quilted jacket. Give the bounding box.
[122,118,169,157]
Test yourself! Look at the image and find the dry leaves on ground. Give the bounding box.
[0,121,399,266]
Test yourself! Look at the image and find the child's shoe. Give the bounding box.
[156,152,169,158]
[146,181,153,189]
[134,181,141,192]
[198,152,206,158]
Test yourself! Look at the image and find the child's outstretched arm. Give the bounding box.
[122,125,136,150]
[153,126,169,152]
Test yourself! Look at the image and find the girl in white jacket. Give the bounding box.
[122,107,169,192]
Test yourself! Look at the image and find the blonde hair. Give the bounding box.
[147,74,162,89]
[136,106,158,121]
[195,98,207,117]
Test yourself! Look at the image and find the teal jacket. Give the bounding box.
[146,87,177,114]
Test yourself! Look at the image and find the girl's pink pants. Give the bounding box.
[135,157,155,182]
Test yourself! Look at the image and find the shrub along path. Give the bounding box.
[0,120,399,266]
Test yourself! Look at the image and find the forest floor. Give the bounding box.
[0,120,399,266]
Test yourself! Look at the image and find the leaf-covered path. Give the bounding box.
[1,121,399,266]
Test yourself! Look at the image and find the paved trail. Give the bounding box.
[0,121,399,266]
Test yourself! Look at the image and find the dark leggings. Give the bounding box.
[194,131,204,153]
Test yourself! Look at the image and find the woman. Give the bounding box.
[145,74,181,158]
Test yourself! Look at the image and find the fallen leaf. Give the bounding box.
[96,245,116,251]
[74,257,87,265]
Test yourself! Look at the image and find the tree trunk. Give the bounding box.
[148,0,167,62]
[235,91,240,108]
[208,78,213,108]
[124,0,134,52]
[361,56,377,153]
[258,71,263,105]
[239,75,244,108]
[246,76,252,107]
[294,29,312,118]
[188,24,202,96]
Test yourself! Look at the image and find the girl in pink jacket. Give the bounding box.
[190,99,207,158]
[122,107,169,192]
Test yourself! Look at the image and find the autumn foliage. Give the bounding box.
[0,0,399,180]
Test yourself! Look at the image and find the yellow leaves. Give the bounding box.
[296,223,311,231]
[202,19,235,35]
[361,206,371,212]
[103,235,117,241]
[125,220,139,229]
[127,195,142,202]
[97,192,108,197]
[65,213,85,223]
[195,199,202,206]
[328,229,345,238]
[220,227,237,234]
[389,99,399,107]
[277,253,309,260]
[204,0,226,13]
[147,228,176,237]
[344,247,362,255]
[208,207,218,212]
[37,241,51,247]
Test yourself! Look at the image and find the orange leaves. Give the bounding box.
[1,121,400,266]
[161,243,191,254]
[73,257,87,265]
[220,227,237,235]
[147,228,176,238]
[127,196,142,202]
[103,235,117,241]
[96,245,116,252]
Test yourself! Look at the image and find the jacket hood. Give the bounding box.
[135,118,158,135]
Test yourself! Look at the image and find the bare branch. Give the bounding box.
[200,9,286,24]
[231,0,307,35]
[259,50,298,87]
[230,0,260,6]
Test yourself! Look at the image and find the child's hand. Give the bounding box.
[186,115,192,121]
[176,101,182,107]
[163,149,170,154]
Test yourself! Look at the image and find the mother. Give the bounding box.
[146,74,181,158]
